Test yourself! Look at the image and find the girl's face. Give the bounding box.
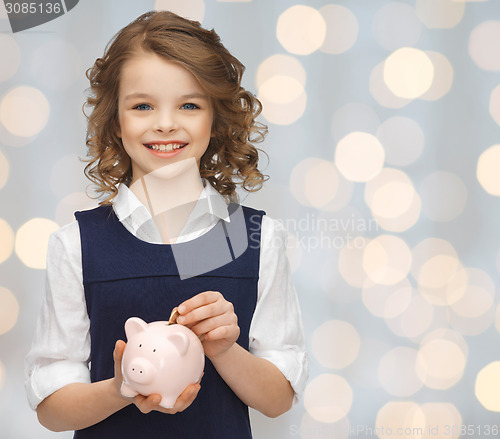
[116,51,214,184]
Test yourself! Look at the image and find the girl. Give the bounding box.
[25,10,307,438]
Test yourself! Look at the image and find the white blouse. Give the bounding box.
[24,182,308,410]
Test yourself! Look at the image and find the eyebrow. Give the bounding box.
[124,92,209,101]
[180,93,209,100]
[124,93,153,101]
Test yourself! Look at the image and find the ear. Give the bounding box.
[124,317,147,339]
[168,332,189,356]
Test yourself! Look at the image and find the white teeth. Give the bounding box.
[147,143,185,152]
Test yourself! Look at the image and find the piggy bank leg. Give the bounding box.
[159,396,176,409]
[121,382,139,398]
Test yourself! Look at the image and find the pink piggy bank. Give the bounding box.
[120,317,205,408]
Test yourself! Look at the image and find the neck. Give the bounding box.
[129,159,205,243]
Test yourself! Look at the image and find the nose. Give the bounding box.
[153,109,178,133]
[127,358,154,385]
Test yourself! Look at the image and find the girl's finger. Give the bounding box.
[177,301,226,325]
[133,394,155,414]
[189,312,237,336]
[171,384,201,413]
[178,291,222,315]
[113,340,126,379]
[135,385,201,415]
[203,324,240,342]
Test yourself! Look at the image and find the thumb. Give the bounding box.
[114,340,126,380]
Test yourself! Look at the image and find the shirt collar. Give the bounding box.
[202,180,231,223]
[113,178,230,228]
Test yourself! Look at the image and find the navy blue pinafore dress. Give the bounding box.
[73,203,264,439]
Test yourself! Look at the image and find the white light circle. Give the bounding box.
[0,286,19,335]
[335,132,385,182]
[256,54,306,89]
[450,267,495,318]
[15,218,59,269]
[469,20,500,71]
[378,346,423,397]
[416,338,467,389]
[304,374,353,423]
[370,61,412,109]
[364,168,418,220]
[411,237,458,281]
[363,278,413,319]
[362,235,412,286]
[475,362,500,412]
[319,4,358,54]
[420,51,454,101]
[376,402,426,437]
[290,158,339,208]
[422,403,462,439]
[311,320,360,369]
[447,303,496,336]
[277,5,327,55]
[0,86,50,137]
[259,88,307,125]
[416,0,464,29]
[385,294,434,339]
[259,75,304,105]
[256,55,308,126]
[477,144,500,196]
[383,47,434,99]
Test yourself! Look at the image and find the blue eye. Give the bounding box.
[181,103,199,110]
[134,103,152,111]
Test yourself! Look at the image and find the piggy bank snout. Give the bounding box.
[125,358,155,385]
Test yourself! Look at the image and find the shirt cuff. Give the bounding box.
[25,360,90,410]
[250,347,309,405]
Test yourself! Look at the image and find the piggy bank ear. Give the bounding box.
[124,317,147,338]
[168,332,189,356]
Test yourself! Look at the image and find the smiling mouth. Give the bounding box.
[144,143,187,152]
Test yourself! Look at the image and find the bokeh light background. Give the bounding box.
[1,0,500,437]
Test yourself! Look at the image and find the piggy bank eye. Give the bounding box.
[139,344,142,348]
[153,349,156,353]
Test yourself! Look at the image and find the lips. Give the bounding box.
[144,143,187,152]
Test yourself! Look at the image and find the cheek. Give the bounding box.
[119,115,142,141]
[200,116,214,140]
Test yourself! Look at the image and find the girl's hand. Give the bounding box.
[177,291,240,359]
[112,340,201,414]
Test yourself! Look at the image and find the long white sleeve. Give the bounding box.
[249,215,308,402]
[24,221,91,410]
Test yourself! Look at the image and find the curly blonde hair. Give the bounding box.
[84,10,268,204]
